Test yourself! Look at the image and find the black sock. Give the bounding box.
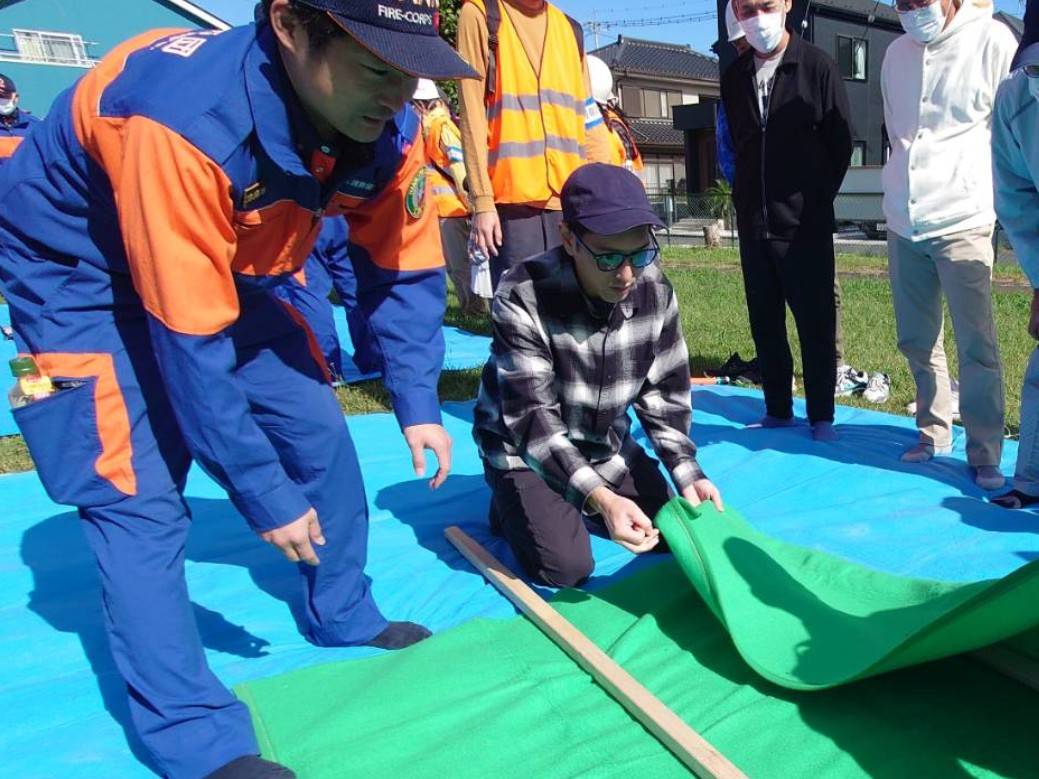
[364,621,432,650]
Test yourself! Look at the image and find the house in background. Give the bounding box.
[0,0,228,116]
[805,0,903,168]
[590,36,720,195]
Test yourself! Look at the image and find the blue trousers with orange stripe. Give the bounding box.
[6,284,387,778]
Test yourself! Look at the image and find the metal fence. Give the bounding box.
[650,189,1021,269]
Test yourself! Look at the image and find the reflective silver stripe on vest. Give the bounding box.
[487,93,541,122]
[486,90,586,122]
[489,135,582,166]
[540,88,585,114]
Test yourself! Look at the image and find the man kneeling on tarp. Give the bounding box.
[473,163,723,587]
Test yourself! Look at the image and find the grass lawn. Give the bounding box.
[0,246,1031,474]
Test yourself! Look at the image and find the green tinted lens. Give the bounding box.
[596,253,627,271]
[1025,65,1039,79]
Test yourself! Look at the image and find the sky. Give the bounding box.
[203,0,1028,58]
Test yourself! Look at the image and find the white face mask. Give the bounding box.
[898,1,946,45]
[0,99,15,117]
[739,11,786,55]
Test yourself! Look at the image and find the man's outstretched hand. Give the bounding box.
[403,423,453,489]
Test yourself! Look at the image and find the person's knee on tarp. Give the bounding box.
[473,163,723,588]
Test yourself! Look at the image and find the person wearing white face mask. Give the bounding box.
[991,1,1039,510]
[720,0,853,442]
[0,74,39,167]
[881,0,1016,489]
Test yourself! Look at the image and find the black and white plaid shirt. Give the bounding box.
[472,247,705,508]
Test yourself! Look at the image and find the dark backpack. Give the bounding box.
[483,0,585,99]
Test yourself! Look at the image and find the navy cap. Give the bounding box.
[297,0,479,80]
[562,163,665,235]
[1012,0,1038,69]
[0,74,15,99]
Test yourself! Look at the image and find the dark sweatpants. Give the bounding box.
[739,233,837,424]
[491,204,564,290]
[484,448,672,588]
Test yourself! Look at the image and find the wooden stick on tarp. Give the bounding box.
[444,525,747,779]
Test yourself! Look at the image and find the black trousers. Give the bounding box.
[484,448,672,588]
[491,204,564,290]
[739,234,837,424]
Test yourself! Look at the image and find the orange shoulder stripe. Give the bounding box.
[0,136,23,159]
[116,115,239,335]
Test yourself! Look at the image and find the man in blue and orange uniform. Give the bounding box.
[0,1,476,777]
[0,74,39,165]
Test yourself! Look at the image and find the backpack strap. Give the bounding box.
[484,1,585,100]
[485,0,501,100]
[565,13,585,59]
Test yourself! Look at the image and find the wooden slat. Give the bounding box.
[445,525,747,779]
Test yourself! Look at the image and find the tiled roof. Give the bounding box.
[590,37,719,82]
[628,118,685,148]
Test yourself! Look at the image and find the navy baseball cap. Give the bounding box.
[0,74,15,99]
[562,163,665,235]
[1012,0,1038,69]
[298,0,479,80]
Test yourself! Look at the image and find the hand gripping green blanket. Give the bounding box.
[235,499,1039,778]
[655,498,1039,690]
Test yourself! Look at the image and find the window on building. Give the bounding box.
[620,85,642,117]
[836,36,867,81]
[665,91,685,118]
[850,142,867,167]
[13,29,92,67]
[642,88,665,118]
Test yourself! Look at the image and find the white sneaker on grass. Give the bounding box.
[863,372,891,404]
[835,365,867,397]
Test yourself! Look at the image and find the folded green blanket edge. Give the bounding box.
[655,497,1039,690]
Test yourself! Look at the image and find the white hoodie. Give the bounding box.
[881,1,1017,242]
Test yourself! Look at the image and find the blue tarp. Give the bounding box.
[332,306,490,384]
[1,386,1037,777]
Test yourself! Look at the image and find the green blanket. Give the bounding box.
[656,498,1039,690]
[236,508,1039,777]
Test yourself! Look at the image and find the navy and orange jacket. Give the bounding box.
[0,108,39,165]
[0,24,446,531]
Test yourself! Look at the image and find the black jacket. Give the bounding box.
[721,32,853,241]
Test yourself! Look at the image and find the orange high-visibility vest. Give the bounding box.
[602,103,644,173]
[423,111,469,218]
[468,0,589,205]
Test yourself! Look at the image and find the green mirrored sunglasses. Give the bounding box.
[574,232,660,272]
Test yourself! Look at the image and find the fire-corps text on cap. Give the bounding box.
[378,0,439,26]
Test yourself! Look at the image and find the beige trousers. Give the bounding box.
[888,226,1005,466]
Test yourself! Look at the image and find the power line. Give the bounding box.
[584,10,717,30]
[589,0,715,16]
